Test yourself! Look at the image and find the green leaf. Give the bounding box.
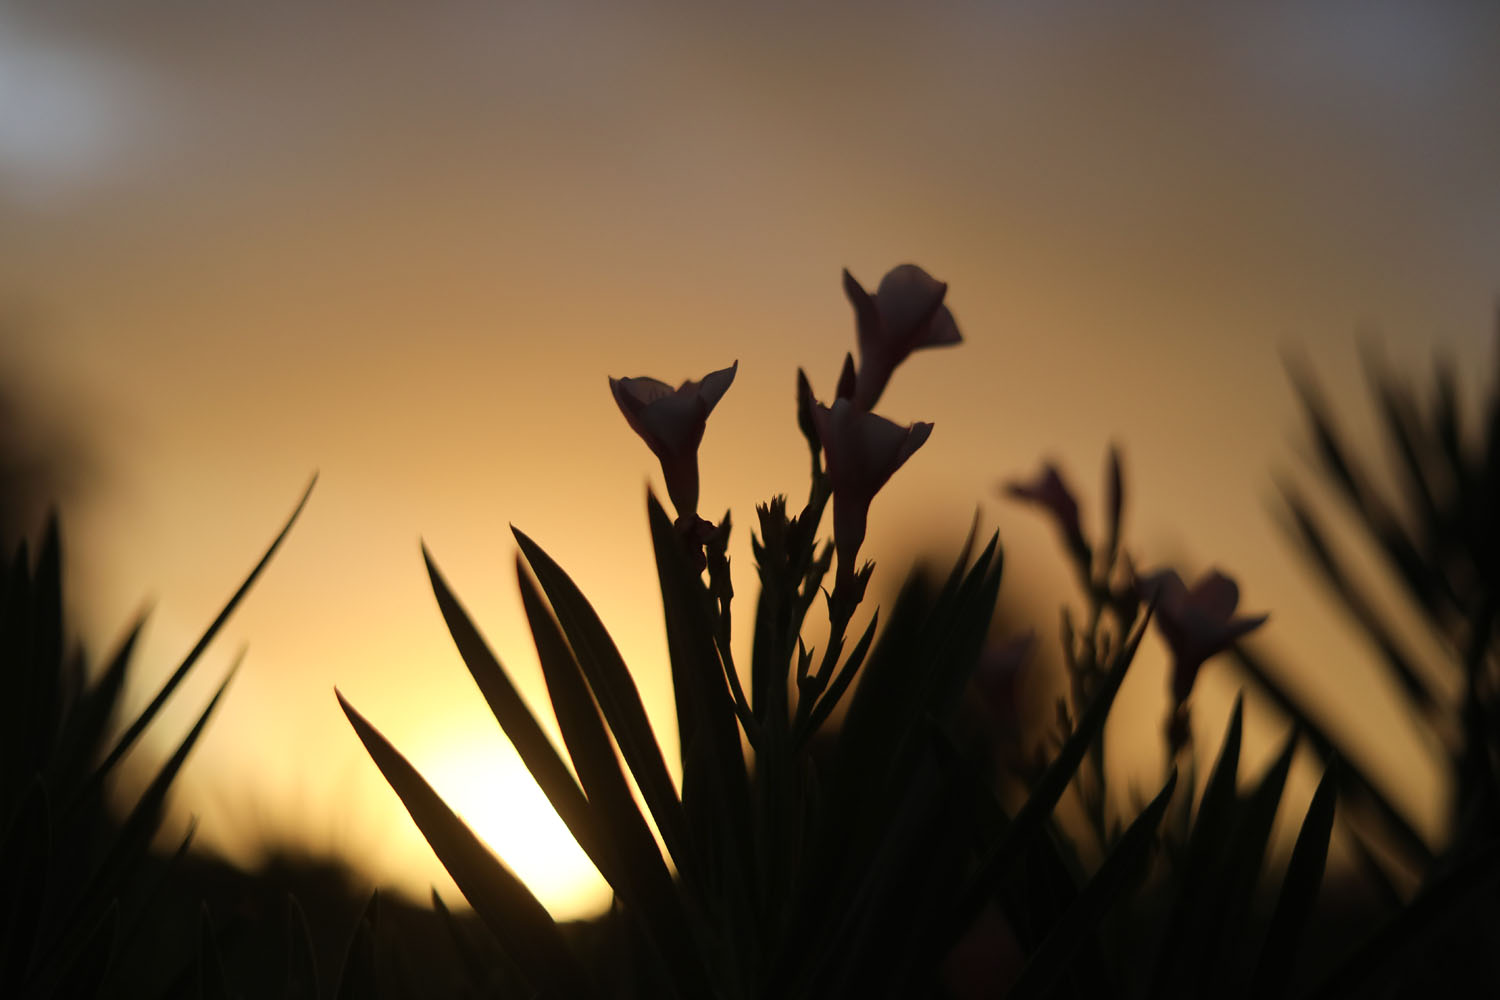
[512,527,693,880]
[1007,768,1178,1000]
[91,475,315,788]
[336,690,594,999]
[1251,759,1338,999]
[516,560,711,996]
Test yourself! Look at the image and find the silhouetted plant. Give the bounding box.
[1229,319,1500,995]
[0,479,313,998]
[339,265,1202,998]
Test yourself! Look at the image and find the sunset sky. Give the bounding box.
[3,2,1498,918]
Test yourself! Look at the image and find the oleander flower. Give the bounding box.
[1004,463,1086,557]
[843,264,962,410]
[812,397,933,586]
[609,361,737,521]
[1136,567,1268,706]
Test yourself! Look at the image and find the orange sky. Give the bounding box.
[3,3,1498,917]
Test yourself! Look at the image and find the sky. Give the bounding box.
[2,2,1498,918]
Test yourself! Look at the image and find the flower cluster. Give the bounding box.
[610,264,960,597]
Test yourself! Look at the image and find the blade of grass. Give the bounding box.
[66,657,241,944]
[336,691,594,999]
[90,475,315,789]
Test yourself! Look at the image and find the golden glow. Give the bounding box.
[418,739,611,921]
[4,3,1498,903]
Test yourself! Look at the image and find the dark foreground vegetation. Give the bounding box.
[2,271,1498,997]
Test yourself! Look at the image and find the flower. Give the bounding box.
[1135,567,1268,706]
[812,397,933,586]
[1004,463,1087,558]
[843,264,962,410]
[609,361,737,521]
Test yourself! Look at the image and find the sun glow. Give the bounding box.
[420,741,612,922]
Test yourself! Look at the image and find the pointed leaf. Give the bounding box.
[336,691,593,999]
[92,475,315,786]
[335,891,378,1000]
[69,660,239,942]
[285,894,319,1000]
[1007,768,1178,1000]
[422,547,614,882]
[1252,760,1339,999]
[512,527,692,877]
[516,561,709,995]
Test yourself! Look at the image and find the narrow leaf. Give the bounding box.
[1251,760,1339,999]
[1007,768,1178,1000]
[93,474,315,785]
[285,894,319,1000]
[336,691,593,999]
[512,527,693,878]
[516,561,710,995]
[422,546,614,882]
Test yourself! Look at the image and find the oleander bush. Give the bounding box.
[337,264,1418,998]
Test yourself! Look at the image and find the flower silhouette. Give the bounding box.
[610,361,737,521]
[843,264,962,410]
[1004,463,1087,557]
[1136,567,1268,706]
[812,397,932,587]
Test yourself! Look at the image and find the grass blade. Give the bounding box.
[92,475,315,786]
